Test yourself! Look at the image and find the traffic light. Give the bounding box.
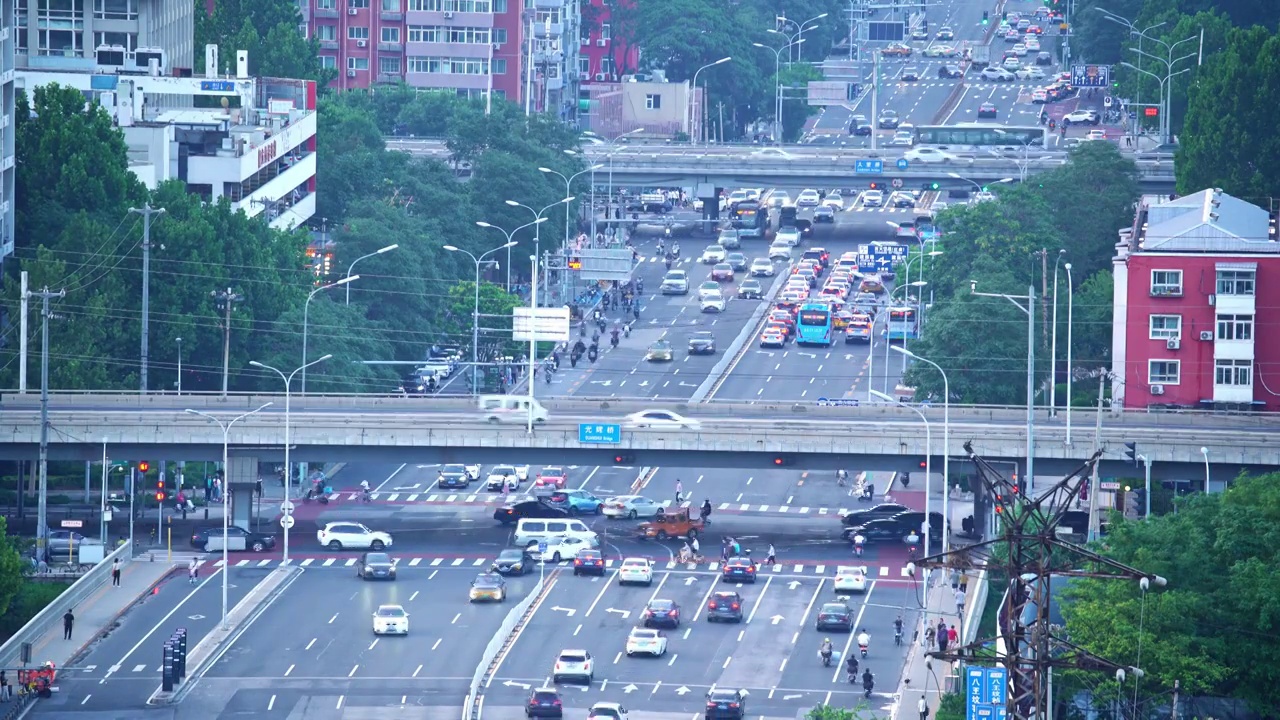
[869,181,881,190]
[155,478,166,502]
[138,461,150,474]
[1124,442,1138,466]
[1001,11,1007,20]
[612,453,635,465]
[1144,107,1159,117]
[772,455,794,467]
[929,182,941,190]
[981,11,989,24]
[568,256,582,270]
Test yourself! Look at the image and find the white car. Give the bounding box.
[372,604,408,635]
[904,147,962,164]
[464,464,481,480]
[821,192,845,209]
[973,191,997,202]
[552,649,594,684]
[697,281,722,300]
[486,465,523,491]
[623,410,702,430]
[700,245,727,264]
[1017,66,1046,80]
[834,566,869,594]
[862,190,884,207]
[750,257,775,276]
[618,557,655,585]
[701,291,727,313]
[890,131,914,147]
[752,147,793,159]
[981,67,1015,81]
[769,240,793,260]
[317,522,392,550]
[588,702,630,720]
[625,627,668,657]
[602,495,664,519]
[796,189,821,207]
[776,228,802,247]
[768,190,791,207]
[529,535,598,562]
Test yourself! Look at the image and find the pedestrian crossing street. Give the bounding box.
[202,554,914,577]
[342,491,865,519]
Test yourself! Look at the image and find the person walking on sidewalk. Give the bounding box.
[955,586,966,617]
[674,479,683,504]
[63,609,74,640]
[919,696,930,720]
[948,624,959,647]
[188,558,199,585]
[111,558,121,587]
[1,669,11,701]
[937,618,949,652]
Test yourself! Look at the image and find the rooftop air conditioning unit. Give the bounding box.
[594,73,607,81]
[1150,384,1165,395]
[1199,330,1213,341]
[347,68,357,77]
[348,7,358,14]
[357,39,367,47]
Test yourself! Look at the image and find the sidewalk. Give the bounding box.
[22,559,180,672]
[894,570,973,720]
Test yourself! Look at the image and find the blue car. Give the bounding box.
[547,490,604,515]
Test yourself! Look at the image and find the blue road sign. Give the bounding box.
[1071,64,1110,88]
[816,397,860,407]
[966,666,1008,720]
[854,159,884,174]
[538,540,548,554]
[871,242,909,258]
[897,158,910,170]
[579,423,622,444]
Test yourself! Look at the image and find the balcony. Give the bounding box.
[533,23,564,37]
[314,8,339,18]
[378,42,403,53]
[377,72,401,84]
[1149,285,1182,298]
[319,40,338,50]
[381,11,404,21]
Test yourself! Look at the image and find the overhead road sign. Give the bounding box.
[513,306,571,343]
[579,423,622,444]
[965,666,1009,720]
[856,242,908,273]
[574,248,635,281]
[1070,64,1110,88]
[807,81,860,106]
[868,21,907,42]
[855,159,884,175]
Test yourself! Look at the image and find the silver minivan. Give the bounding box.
[513,518,596,546]
[478,395,549,424]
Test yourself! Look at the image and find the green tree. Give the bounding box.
[1035,142,1140,281]
[250,298,398,393]
[0,518,25,621]
[442,282,525,361]
[935,691,966,720]
[779,62,822,143]
[1176,26,1280,199]
[194,0,335,85]
[806,703,873,720]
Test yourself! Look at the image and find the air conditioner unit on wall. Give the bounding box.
[357,39,367,47]
[348,7,358,15]
[594,73,607,81]
[597,38,606,46]
[1199,330,1214,341]
[578,71,589,80]
[443,10,453,19]
[1166,338,1180,350]
[347,68,357,77]
[1150,384,1165,395]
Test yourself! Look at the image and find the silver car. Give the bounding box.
[750,257,775,276]
[661,269,689,295]
[602,495,664,519]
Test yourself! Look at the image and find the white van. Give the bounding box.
[513,518,596,547]
[478,395,548,424]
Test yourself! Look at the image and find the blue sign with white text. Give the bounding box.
[897,158,910,170]
[579,423,622,444]
[200,80,237,92]
[966,666,1008,720]
[1070,64,1111,88]
[855,159,884,174]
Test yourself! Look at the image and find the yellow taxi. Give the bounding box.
[468,572,507,602]
[859,276,885,294]
[833,309,856,331]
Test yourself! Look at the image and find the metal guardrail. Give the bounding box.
[0,541,132,670]
[464,570,557,720]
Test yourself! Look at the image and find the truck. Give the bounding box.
[969,44,991,67]
[635,507,704,540]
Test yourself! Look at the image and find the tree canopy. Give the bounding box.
[900,144,1138,405]
[1060,471,1280,713]
[194,0,336,86]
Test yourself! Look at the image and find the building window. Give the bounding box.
[317,0,336,9]
[317,25,337,41]
[1149,269,1182,296]
[601,57,615,75]
[38,0,86,58]
[1215,359,1252,387]
[1148,360,1180,385]
[493,58,507,74]
[94,0,138,20]
[645,94,661,110]
[452,0,493,11]
[381,27,401,43]
[348,57,370,70]
[408,26,439,43]
[349,26,370,40]
[1216,314,1254,341]
[349,0,370,8]
[1148,315,1181,340]
[16,7,28,52]
[601,23,611,41]
[578,56,589,74]
[320,55,337,69]
[1216,269,1255,296]
[382,0,402,10]
[494,28,507,45]
[408,0,441,9]
[94,31,137,53]
[379,56,402,74]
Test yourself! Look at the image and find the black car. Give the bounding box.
[706,591,744,623]
[358,551,397,580]
[878,111,900,129]
[814,205,835,223]
[437,463,469,489]
[721,557,758,583]
[843,519,909,543]
[938,64,963,79]
[492,548,535,575]
[643,599,681,628]
[573,549,607,576]
[688,331,717,355]
[737,278,764,299]
[815,601,854,631]
[890,511,947,539]
[526,688,563,718]
[705,688,748,719]
[849,115,872,136]
[494,499,570,524]
[891,193,917,209]
[190,525,277,552]
[841,503,911,527]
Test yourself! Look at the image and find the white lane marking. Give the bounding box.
[585,569,620,617]
[101,565,225,683]
[745,576,772,625]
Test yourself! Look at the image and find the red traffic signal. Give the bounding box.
[613,453,635,464]
[1144,107,1158,116]
[155,491,166,501]
[138,461,150,473]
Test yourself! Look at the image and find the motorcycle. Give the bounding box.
[588,345,599,363]
[623,323,631,339]
[863,677,874,699]
[820,650,833,668]
[672,242,680,258]
[859,643,869,659]
[569,351,580,368]
[854,541,864,557]
[610,330,620,348]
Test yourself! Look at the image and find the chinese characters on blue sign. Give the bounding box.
[854,159,884,174]
[1070,64,1110,88]
[578,423,622,444]
[855,242,909,272]
[965,666,1009,720]
[200,80,237,92]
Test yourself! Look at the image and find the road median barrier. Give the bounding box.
[629,466,657,494]
[463,569,561,720]
[147,564,302,706]
[692,266,793,402]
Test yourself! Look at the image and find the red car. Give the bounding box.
[534,466,567,490]
[978,102,998,119]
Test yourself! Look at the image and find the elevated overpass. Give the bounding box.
[2,394,1274,482]
[386,138,1178,193]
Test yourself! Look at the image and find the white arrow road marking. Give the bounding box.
[770,615,786,625]
[684,576,697,586]
[787,581,802,589]
[504,680,530,689]
[623,683,638,693]
[605,608,631,619]
[675,686,692,695]
[551,606,577,616]
[188,614,205,620]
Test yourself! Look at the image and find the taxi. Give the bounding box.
[721,556,758,583]
[760,326,787,348]
[767,310,796,336]
[859,276,885,294]
[833,566,868,594]
[469,572,508,602]
[832,309,856,331]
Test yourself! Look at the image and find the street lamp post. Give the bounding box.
[753,39,803,144]
[992,128,1046,179]
[184,403,273,630]
[300,275,359,396]
[175,337,182,395]
[893,346,951,552]
[1065,263,1074,445]
[900,252,942,368]
[870,389,931,559]
[771,13,826,62]
[249,357,331,565]
[1049,250,1067,416]
[506,198,575,304]
[1121,32,1198,145]
[1097,11,1167,142]
[539,165,603,251]
[477,218,549,291]
[447,240,520,393]
[1200,447,1210,489]
[584,128,643,232]
[344,244,398,305]
[884,281,927,394]
[691,57,732,145]
[972,282,1037,496]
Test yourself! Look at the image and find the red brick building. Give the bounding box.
[1111,189,1280,411]
[577,0,638,84]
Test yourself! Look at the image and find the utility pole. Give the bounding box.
[130,204,166,393]
[19,271,28,393]
[27,286,66,560]
[211,288,244,397]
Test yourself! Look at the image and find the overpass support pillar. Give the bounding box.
[226,455,258,530]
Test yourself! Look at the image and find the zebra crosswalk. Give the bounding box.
[339,492,862,519]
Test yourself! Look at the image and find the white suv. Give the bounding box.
[618,557,654,585]
[552,649,594,684]
[317,522,393,551]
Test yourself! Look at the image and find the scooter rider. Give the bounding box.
[857,628,871,657]
[819,638,834,667]
[853,533,866,557]
[862,669,875,698]
[700,498,713,523]
[894,616,904,645]
[845,653,859,682]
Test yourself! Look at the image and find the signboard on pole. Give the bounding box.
[856,242,908,272]
[574,249,634,281]
[1070,64,1111,88]
[578,423,622,444]
[807,81,857,106]
[868,21,907,42]
[965,666,1008,720]
[854,159,884,175]
[513,306,571,342]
